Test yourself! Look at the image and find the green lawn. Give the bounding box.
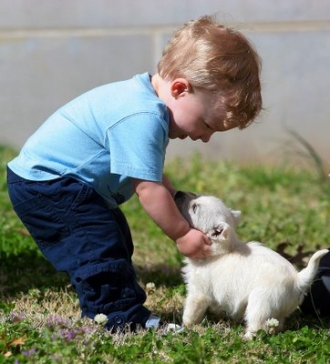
[0,146,329,363]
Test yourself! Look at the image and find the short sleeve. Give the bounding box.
[106,112,169,182]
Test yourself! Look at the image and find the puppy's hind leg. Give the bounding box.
[183,293,210,327]
[244,310,267,340]
[243,291,282,340]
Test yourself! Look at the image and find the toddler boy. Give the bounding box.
[7,15,262,331]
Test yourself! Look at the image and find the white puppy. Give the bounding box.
[174,191,328,339]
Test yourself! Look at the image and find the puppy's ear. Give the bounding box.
[230,210,241,226]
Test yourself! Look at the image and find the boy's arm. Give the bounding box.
[162,174,177,197]
[133,179,211,259]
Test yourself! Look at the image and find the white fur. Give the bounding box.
[174,192,328,339]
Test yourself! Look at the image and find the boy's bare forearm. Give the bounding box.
[162,174,177,197]
[133,179,189,241]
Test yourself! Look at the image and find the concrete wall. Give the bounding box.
[1,0,329,168]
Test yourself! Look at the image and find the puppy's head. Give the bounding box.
[174,191,241,252]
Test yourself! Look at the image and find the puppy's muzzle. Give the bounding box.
[174,190,197,203]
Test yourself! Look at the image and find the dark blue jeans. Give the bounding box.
[7,167,150,331]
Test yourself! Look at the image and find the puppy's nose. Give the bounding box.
[174,190,185,201]
[174,191,197,202]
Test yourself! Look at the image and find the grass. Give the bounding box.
[0,146,330,363]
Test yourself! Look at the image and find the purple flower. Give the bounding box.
[46,315,70,329]
[22,348,36,357]
[10,312,26,322]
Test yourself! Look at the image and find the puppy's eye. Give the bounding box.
[192,203,198,213]
[212,228,223,237]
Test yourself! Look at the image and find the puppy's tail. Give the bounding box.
[297,249,329,292]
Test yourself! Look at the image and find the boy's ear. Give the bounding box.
[171,78,190,98]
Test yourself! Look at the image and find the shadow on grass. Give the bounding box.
[0,248,183,298]
[135,263,183,287]
[0,250,69,297]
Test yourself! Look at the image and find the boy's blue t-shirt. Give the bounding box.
[8,73,170,207]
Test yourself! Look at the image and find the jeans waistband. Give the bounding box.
[6,166,25,183]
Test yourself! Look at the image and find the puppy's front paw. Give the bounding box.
[182,318,194,328]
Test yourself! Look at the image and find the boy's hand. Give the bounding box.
[133,179,211,259]
[176,229,211,259]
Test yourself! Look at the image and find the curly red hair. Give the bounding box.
[157,15,262,129]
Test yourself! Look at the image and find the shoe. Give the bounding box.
[145,314,161,329]
[145,314,184,334]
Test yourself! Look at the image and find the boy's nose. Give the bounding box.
[201,135,211,143]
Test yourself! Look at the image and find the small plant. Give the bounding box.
[283,127,328,182]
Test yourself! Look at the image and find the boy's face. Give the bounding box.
[165,79,238,142]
